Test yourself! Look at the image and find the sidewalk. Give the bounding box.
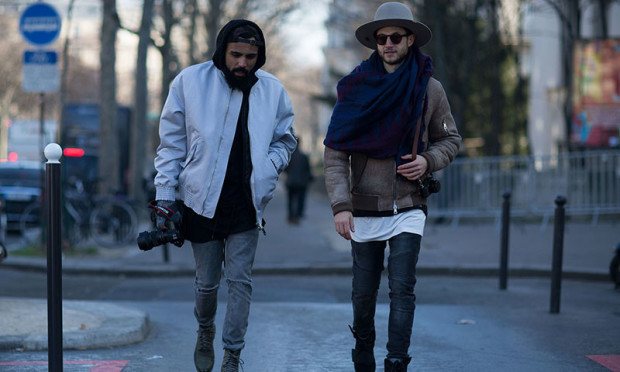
[1,184,618,355]
[4,185,618,279]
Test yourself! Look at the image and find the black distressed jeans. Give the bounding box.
[351,232,421,359]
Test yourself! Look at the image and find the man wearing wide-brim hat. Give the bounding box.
[323,2,461,371]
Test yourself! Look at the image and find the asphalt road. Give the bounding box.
[1,267,619,371]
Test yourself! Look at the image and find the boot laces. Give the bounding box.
[222,349,244,372]
[197,325,215,351]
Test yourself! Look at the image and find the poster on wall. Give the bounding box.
[571,39,620,148]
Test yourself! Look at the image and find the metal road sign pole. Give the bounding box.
[39,93,46,249]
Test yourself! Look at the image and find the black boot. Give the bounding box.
[194,323,216,372]
[384,356,412,372]
[349,325,376,372]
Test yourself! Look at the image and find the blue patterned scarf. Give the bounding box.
[324,47,433,165]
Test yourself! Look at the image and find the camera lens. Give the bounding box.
[137,231,155,251]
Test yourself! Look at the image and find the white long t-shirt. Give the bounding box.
[350,208,426,243]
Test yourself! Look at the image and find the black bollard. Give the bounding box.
[162,243,170,263]
[499,190,511,290]
[45,144,63,371]
[550,195,567,314]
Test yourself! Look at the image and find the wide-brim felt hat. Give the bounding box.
[355,2,432,49]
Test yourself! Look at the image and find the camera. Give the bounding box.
[137,228,184,251]
[420,175,441,198]
[137,202,184,251]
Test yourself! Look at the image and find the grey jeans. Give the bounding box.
[191,228,259,351]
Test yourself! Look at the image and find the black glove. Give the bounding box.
[153,200,180,230]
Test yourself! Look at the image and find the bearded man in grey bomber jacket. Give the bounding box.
[154,19,296,372]
[323,3,461,371]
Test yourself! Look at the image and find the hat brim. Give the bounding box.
[355,19,432,49]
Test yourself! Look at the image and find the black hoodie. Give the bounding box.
[181,20,266,242]
[212,19,266,75]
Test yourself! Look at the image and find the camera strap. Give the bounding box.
[411,95,426,161]
[411,116,422,161]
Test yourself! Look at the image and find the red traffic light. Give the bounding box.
[63,148,85,157]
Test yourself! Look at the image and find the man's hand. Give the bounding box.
[334,211,354,240]
[154,200,178,230]
[397,154,428,181]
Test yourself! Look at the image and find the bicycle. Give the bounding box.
[19,178,138,249]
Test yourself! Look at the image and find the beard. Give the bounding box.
[223,67,256,92]
[379,48,408,68]
[384,54,407,67]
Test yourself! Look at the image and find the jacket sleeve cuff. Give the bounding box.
[332,200,353,216]
[420,153,436,173]
[269,153,285,174]
[155,187,176,201]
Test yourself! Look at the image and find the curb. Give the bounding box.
[1,257,610,281]
[0,298,151,351]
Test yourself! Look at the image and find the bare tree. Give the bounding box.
[185,0,200,65]
[204,0,226,59]
[128,0,155,205]
[150,0,300,107]
[152,0,182,111]
[487,0,503,156]
[99,0,120,194]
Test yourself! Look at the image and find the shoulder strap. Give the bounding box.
[411,95,427,160]
[411,116,422,161]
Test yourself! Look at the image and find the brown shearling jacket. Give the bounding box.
[324,77,461,216]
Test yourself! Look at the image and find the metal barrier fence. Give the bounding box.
[427,150,620,227]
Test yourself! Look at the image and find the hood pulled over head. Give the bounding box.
[212,19,266,73]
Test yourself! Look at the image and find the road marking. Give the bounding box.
[587,355,620,372]
[0,360,130,371]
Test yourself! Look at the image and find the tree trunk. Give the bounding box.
[159,0,180,111]
[204,0,224,59]
[561,0,580,151]
[129,0,154,205]
[186,0,199,65]
[488,0,503,156]
[99,0,119,195]
[513,0,528,155]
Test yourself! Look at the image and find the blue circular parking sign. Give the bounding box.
[19,3,62,46]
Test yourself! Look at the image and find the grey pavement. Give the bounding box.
[1,182,619,371]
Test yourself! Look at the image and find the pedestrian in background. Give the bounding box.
[153,19,296,372]
[285,137,314,224]
[323,2,461,371]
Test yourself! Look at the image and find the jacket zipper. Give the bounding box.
[243,90,264,234]
[203,88,232,214]
[392,165,398,215]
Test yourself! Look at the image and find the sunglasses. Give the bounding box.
[375,33,409,46]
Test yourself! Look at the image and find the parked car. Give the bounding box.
[0,162,43,230]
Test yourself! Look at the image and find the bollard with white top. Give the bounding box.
[45,143,63,371]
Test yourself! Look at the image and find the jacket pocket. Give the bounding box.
[351,193,380,211]
[178,140,202,194]
[350,153,368,191]
[180,141,199,169]
[256,157,279,207]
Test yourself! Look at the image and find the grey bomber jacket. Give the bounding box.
[324,78,461,216]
